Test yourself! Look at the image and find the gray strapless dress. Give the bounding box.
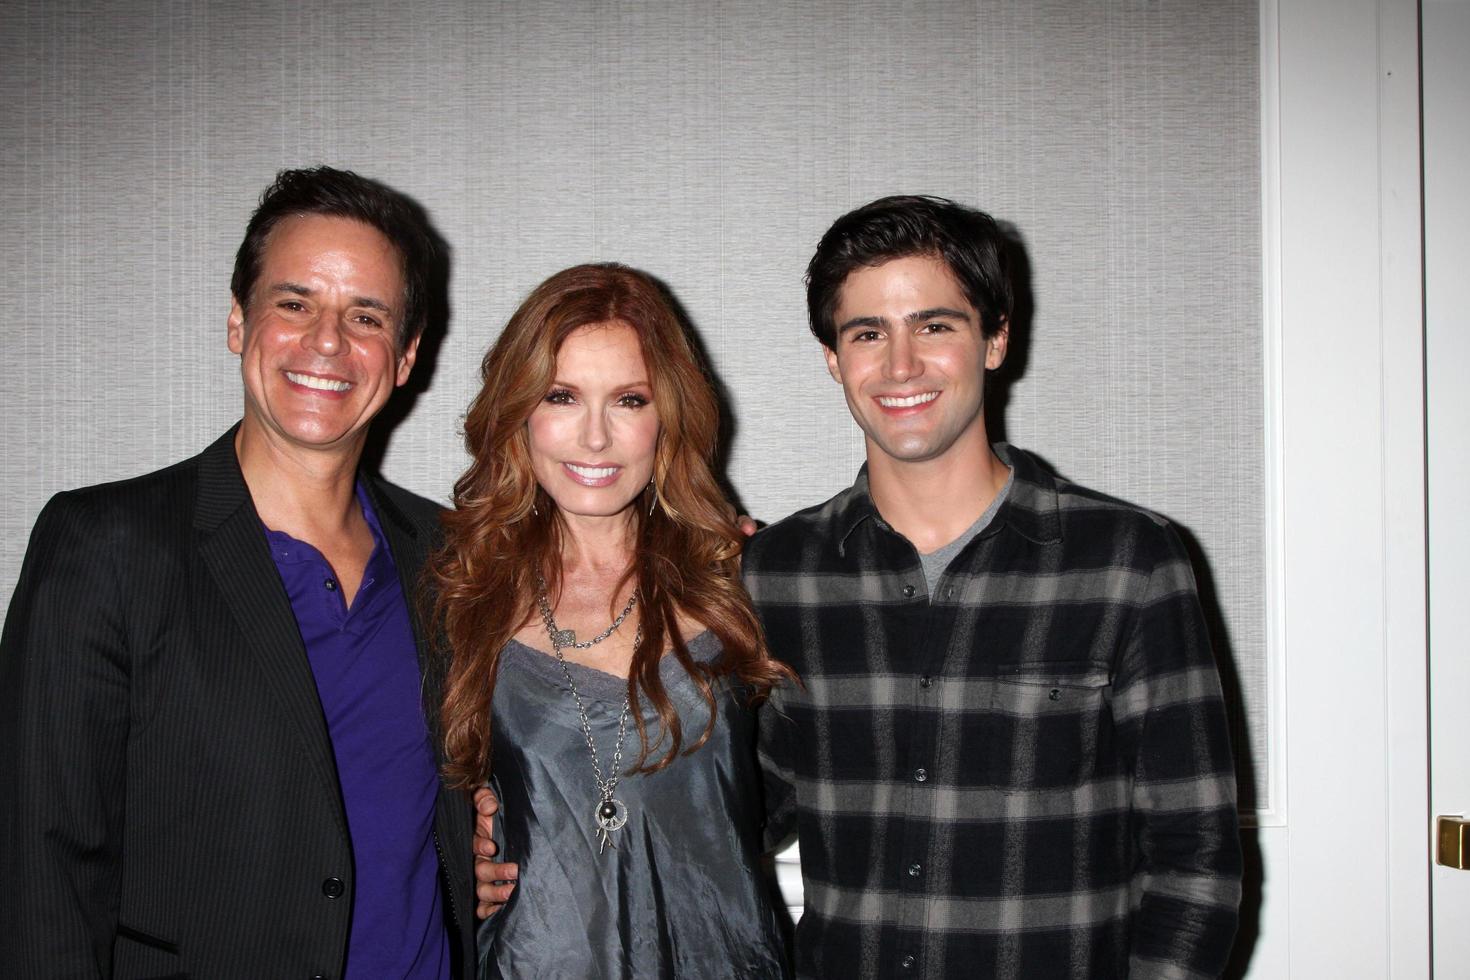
[479,631,789,980]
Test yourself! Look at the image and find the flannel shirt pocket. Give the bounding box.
[987,663,1113,790]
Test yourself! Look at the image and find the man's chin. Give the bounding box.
[864,433,948,466]
[243,414,372,456]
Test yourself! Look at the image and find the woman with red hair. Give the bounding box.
[432,264,792,978]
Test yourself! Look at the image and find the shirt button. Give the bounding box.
[907,862,922,877]
[1049,688,1062,701]
[919,675,933,689]
[324,578,337,592]
[902,584,916,598]
[913,768,928,782]
[901,954,917,969]
[321,877,345,899]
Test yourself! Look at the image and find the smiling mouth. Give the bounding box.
[564,463,621,485]
[286,371,353,393]
[877,391,939,408]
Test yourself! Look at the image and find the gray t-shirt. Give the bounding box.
[917,468,1014,594]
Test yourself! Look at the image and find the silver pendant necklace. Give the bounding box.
[534,575,639,855]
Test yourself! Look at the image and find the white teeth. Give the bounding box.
[567,464,618,480]
[878,391,939,408]
[286,371,352,392]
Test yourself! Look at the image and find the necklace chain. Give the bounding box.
[534,575,638,853]
[542,586,637,650]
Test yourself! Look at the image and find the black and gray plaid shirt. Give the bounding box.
[746,444,1241,979]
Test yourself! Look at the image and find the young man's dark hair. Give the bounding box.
[230,166,440,348]
[805,194,1013,349]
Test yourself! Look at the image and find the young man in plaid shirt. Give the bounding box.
[743,195,1242,979]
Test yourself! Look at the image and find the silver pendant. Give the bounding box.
[594,797,628,854]
[551,628,576,647]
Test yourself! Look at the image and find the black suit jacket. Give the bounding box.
[0,428,476,979]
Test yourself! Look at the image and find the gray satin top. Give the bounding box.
[479,632,789,980]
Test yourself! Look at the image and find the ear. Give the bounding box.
[226,297,247,355]
[395,331,422,387]
[984,316,1010,371]
[824,343,844,384]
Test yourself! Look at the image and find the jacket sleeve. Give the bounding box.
[1116,523,1243,979]
[0,493,131,978]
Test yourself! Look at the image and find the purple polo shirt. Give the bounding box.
[265,484,449,980]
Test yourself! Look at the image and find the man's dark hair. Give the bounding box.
[805,195,1013,350]
[230,166,440,347]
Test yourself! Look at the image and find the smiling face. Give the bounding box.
[825,253,1007,472]
[227,214,418,460]
[527,321,660,523]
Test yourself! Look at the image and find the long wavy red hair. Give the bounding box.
[432,263,792,790]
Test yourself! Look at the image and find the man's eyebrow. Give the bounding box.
[264,282,393,314]
[905,306,972,324]
[351,296,393,314]
[836,315,885,335]
[836,307,974,335]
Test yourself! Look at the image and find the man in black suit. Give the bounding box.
[0,167,475,979]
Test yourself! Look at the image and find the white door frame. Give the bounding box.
[1423,0,1470,972]
[1254,0,1430,975]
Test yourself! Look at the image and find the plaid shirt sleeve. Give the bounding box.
[756,677,800,851]
[1116,522,1243,978]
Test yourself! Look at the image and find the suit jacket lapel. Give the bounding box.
[193,427,348,834]
[362,478,448,749]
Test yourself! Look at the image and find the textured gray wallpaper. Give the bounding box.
[0,0,1264,808]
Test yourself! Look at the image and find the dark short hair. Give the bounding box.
[230,166,441,347]
[805,195,1013,349]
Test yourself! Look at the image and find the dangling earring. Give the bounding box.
[648,480,658,516]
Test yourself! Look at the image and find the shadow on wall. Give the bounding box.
[360,191,453,479]
[988,226,1263,977]
[646,273,753,525]
[984,221,1035,449]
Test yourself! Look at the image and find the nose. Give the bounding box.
[580,405,611,453]
[884,332,919,383]
[302,312,345,356]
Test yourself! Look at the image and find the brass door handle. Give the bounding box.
[1438,816,1469,870]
